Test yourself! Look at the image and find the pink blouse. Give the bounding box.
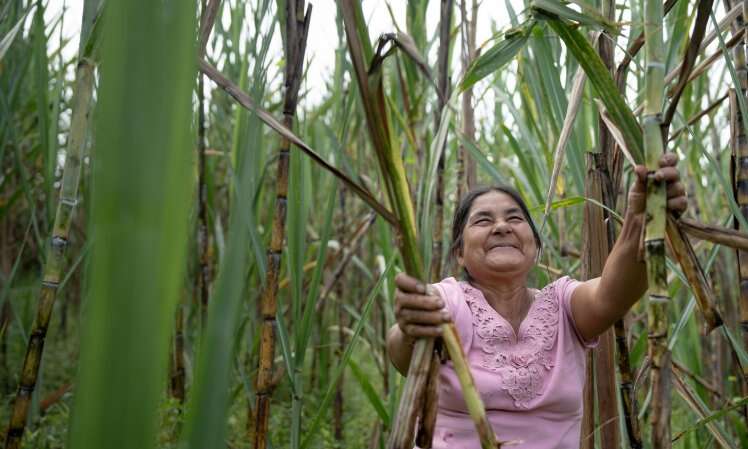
[424,276,596,449]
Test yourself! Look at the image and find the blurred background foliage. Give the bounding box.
[1,0,747,448]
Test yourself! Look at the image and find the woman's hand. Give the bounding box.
[393,273,451,341]
[387,273,451,374]
[628,153,688,217]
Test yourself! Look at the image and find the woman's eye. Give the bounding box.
[509,216,524,222]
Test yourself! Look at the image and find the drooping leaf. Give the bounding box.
[538,16,645,163]
[0,6,30,62]
[460,22,534,91]
[66,0,197,448]
[531,0,618,33]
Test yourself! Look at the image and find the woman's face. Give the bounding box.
[457,191,537,282]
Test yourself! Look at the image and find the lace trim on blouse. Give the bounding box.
[461,282,559,408]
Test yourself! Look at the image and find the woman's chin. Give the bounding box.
[471,261,530,279]
[486,255,528,271]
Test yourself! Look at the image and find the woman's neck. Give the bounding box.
[469,276,532,331]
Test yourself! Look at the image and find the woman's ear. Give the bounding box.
[455,246,464,267]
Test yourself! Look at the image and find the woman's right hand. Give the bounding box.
[394,272,452,340]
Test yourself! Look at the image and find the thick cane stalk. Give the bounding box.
[252,3,310,448]
[643,0,671,446]
[417,2,453,446]
[339,2,498,448]
[731,0,748,392]
[4,2,99,444]
[580,152,612,449]
[172,6,211,400]
[594,3,620,446]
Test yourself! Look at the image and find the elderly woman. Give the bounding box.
[387,154,688,448]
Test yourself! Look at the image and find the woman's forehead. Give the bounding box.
[468,191,522,214]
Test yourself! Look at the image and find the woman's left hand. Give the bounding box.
[628,153,688,217]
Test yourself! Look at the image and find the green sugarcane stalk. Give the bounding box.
[339,2,499,448]
[4,1,99,441]
[417,2,453,446]
[643,0,671,447]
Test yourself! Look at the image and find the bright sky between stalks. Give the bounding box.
[40,0,733,168]
[45,0,508,105]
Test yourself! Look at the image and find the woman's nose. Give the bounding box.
[492,220,511,234]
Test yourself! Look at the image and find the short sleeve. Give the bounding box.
[430,277,473,354]
[554,276,599,348]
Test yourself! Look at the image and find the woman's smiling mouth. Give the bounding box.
[487,242,520,251]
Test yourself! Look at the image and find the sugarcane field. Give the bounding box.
[3,0,748,448]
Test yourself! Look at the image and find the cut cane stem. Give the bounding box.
[643,0,671,445]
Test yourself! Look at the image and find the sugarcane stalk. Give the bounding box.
[459,0,478,195]
[4,19,97,447]
[580,349,595,449]
[173,4,210,400]
[665,216,723,331]
[440,322,497,445]
[601,95,641,449]
[252,3,311,448]
[333,189,346,443]
[594,3,621,446]
[580,154,608,449]
[196,50,211,330]
[417,2,453,446]
[1,298,9,393]
[415,346,441,448]
[339,2,498,448]
[170,299,186,403]
[643,0,671,446]
[580,151,617,449]
[615,0,680,92]
[431,0,452,283]
[708,254,727,401]
[661,0,714,130]
[614,319,642,448]
[735,0,748,394]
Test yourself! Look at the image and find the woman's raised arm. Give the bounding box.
[570,153,688,341]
